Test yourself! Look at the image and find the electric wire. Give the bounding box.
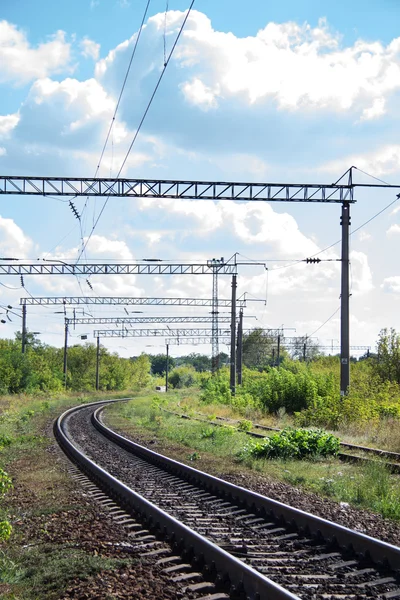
[308,307,340,338]
[77,1,196,262]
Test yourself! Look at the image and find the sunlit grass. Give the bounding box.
[107,392,400,521]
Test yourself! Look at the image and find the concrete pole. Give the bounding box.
[340,202,351,395]
[21,304,27,354]
[277,334,281,369]
[63,321,68,389]
[230,274,237,395]
[237,308,243,385]
[96,336,100,391]
[165,343,169,392]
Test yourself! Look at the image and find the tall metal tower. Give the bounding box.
[207,258,224,373]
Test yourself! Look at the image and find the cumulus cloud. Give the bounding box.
[387,223,400,236]
[381,276,400,294]
[350,250,374,294]
[358,230,372,242]
[0,113,19,139]
[0,215,33,256]
[124,11,400,116]
[0,21,71,85]
[80,37,100,60]
[322,144,400,177]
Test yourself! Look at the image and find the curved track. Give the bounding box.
[55,400,400,599]
[164,408,400,473]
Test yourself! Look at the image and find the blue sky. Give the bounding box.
[1,0,400,356]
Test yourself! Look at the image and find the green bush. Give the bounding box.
[168,365,198,388]
[246,428,340,460]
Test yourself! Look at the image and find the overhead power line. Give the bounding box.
[78,1,196,261]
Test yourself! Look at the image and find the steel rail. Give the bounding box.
[204,412,400,466]
[93,405,400,572]
[54,400,299,600]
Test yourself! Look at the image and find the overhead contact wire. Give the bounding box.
[77,1,196,262]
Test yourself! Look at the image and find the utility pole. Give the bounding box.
[165,343,169,392]
[21,304,27,354]
[63,320,68,389]
[277,334,281,369]
[208,258,223,373]
[95,336,100,391]
[340,202,351,395]
[236,308,243,385]
[230,274,237,395]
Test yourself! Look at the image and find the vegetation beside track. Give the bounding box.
[0,389,149,599]
[105,392,400,521]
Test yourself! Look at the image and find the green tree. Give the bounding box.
[242,328,282,370]
[374,328,400,384]
[149,354,175,376]
[289,336,322,361]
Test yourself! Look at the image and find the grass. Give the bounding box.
[105,391,400,521]
[0,387,148,599]
[0,545,131,598]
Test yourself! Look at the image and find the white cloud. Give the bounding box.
[152,11,400,117]
[0,21,71,85]
[0,215,33,256]
[0,113,19,139]
[80,37,100,60]
[381,276,400,294]
[181,78,219,110]
[322,144,400,177]
[95,10,400,121]
[350,250,374,294]
[358,230,372,242]
[387,224,400,236]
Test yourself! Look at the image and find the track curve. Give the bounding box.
[55,400,400,599]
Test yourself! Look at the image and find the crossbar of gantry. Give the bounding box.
[93,328,260,338]
[0,175,356,202]
[1,262,239,276]
[20,296,248,307]
[67,316,235,325]
[165,337,232,345]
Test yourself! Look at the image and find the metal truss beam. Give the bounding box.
[165,337,231,346]
[93,328,261,338]
[67,316,233,325]
[2,262,237,276]
[0,175,356,203]
[20,296,247,307]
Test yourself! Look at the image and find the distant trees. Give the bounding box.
[0,334,151,394]
[289,336,322,362]
[149,354,175,376]
[242,328,285,370]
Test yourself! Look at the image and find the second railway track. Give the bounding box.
[56,400,400,599]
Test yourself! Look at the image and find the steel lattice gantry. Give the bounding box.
[67,316,234,325]
[0,176,356,202]
[165,337,232,345]
[7,169,396,393]
[93,328,256,338]
[1,262,238,276]
[20,296,247,307]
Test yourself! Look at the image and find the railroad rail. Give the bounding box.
[180,410,400,472]
[55,400,400,599]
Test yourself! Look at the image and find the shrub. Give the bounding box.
[246,428,340,460]
[168,365,198,389]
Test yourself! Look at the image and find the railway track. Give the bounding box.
[161,407,400,473]
[55,400,400,599]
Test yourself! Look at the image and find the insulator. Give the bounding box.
[69,201,80,220]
